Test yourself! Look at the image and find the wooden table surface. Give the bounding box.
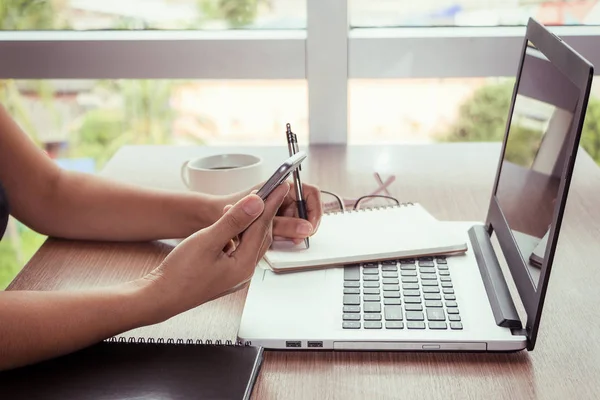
[8,143,600,400]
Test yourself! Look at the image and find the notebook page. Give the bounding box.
[265,204,465,269]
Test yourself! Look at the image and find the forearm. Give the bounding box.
[35,171,222,241]
[0,279,163,371]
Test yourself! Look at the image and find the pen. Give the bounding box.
[286,123,310,249]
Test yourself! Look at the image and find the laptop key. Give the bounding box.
[426,308,446,321]
[343,314,360,321]
[404,297,422,304]
[363,288,380,295]
[422,280,439,286]
[386,321,404,329]
[382,278,399,285]
[402,283,419,290]
[401,277,418,283]
[447,308,460,315]
[343,295,360,305]
[440,276,452,282]
[344,288,360,294]
[384,298,401,305]
[364,314,382,321]
[400,264,416,270]
[382,265,397,271]
[443,288,454,294]
[364,275,380,282]
[383,271,399,278]
[420,273,437,280]
[403,290,421,297]
[423,287,440,293]
[446,301,458,307]
[436,257,447,264]
[363,269,379,275]
[384,284,400,291]
[419,267,436,274]
[407,322,426,329]
[342,322,361,329]
[437,264,449,270]
[418,260,434,267]
[445,295,456,301]
[425,300,443,308]
[364,295,381,302]
[400,270,417,277]
[344,282,360,288]
[450,322,463,330]
[364,303,381,313]
[400,258,416,264]
[439,271,450,276]
[363,262,378,268]
[384,306,404,321]
[383,291,400,298]
[406,311,425,321]
[365,321,382,329]
[343,306,360,313]
[429,322,447,330]
[382,260,398,265]
[344,265,360,281]
[424,293,441,300]
[405,304,423,311]
[448,315,461,321]
[363,281,380,288]
[441,282,453,288]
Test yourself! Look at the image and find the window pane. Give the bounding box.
[0,0,306,30]
[349,77,600,168]
[2,79,307,172]
[350,0,600,27]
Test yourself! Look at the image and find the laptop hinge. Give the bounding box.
[468,225,523,329]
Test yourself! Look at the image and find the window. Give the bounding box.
[0,0,307,30]
[350,0,600,27]
[3,79,307,171]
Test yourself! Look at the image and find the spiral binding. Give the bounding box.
[105,336,252,346]
[325,201,414,216]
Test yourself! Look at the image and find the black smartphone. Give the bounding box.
[255,151,307,200]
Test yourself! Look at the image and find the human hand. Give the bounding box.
[220,181,323,245]
[143,182,289,319]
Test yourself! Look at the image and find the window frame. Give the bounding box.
[0,0,599,144]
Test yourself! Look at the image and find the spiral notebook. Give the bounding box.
[264,202,468,272]
[0,337,263,400]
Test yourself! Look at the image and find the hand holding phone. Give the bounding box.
[255,151,307,200]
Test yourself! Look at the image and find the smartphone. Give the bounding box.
[255,151,307,200]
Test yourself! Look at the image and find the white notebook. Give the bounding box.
[263,203,467,272]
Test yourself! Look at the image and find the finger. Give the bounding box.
[282,183,323,234]
[223,204,233,214]
[236,182,289,260]
[273,216,313,238]
[304,185,323,233]
[256,229,273,264]
[208,194,264,246]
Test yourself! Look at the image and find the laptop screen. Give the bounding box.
[494,40,580,290]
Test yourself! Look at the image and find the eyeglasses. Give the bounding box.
[320,172,400,213]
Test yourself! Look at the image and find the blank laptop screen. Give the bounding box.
[495,41,580,289]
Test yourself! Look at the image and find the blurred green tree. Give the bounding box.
[197,0,269,28]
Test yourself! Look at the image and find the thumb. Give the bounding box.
[209,194,264,245]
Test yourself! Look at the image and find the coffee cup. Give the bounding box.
[180,153,263,195]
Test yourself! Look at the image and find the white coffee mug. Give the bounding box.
[180,153,263,195]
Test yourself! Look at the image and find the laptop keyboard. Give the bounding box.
[342,257,463,330]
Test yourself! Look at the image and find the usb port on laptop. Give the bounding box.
[286,341,301,348]
[307,341,323,348]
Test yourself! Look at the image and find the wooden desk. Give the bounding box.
[8,143,600,399]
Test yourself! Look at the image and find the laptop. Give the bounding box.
[237,18,594,352]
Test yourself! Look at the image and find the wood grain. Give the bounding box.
[7,143,600,400]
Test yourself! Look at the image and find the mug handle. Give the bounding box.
[181,160,190,188]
